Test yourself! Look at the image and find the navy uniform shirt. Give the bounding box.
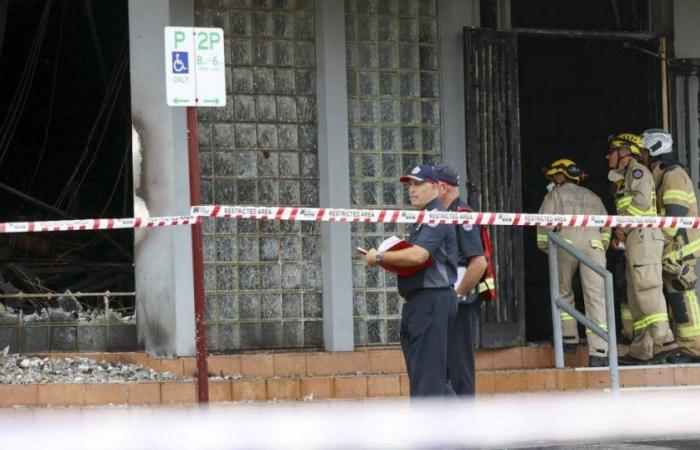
[397,198,458,297]
[448,197,484,266]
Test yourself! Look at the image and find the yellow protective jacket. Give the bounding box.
[612,158,666,264]
[536,182,611,253]
[615,158,658,218]
[654,163,700,261]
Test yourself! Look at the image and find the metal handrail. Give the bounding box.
[547,231,619,394]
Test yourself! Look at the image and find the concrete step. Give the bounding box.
[3,364,700,407]
[5,345,695,408]
[34,343,615,379]
[0,375,409,407]
[477,364,700,394]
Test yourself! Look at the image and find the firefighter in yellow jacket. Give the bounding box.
[607,133,677,365]
[642,129,700,363]
[537,159,611,367]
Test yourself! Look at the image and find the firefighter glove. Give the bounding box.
[663,253,681,275]
[677,264,697,290]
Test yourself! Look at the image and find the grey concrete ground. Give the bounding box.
[513,437,700,449]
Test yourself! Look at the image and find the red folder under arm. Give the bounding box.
[376,236,433,278]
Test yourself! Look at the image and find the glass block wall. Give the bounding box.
[195,0,323,350]
[345,0,442,345]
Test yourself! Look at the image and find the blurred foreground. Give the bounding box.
[2,389,700,449]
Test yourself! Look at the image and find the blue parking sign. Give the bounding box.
[172,51,189,74]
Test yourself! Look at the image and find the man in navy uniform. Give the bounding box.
[364,164,458,397]
[435,164,488,396]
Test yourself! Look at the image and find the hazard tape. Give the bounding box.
[191,205,700,229]
[0,215,197,234]
[3,205,700,234]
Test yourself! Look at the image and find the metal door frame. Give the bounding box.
[464,27,525,347]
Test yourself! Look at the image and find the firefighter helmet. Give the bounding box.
[641,128,673,157]
[544,158,582,184]
[609,133,644,156]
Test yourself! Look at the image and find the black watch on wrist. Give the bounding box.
[375,251,384,263]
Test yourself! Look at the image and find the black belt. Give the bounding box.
[403,287,452,301]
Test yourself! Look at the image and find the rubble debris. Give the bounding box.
[55,293,83,314]
[23,309,48,323]
[0,304,135,325]
[0,257,134,325]
[209,374,243,381]
[48,307,77,323]
[0,354,183,384]
[79,308,134,324]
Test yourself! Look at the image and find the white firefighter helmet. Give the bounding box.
[641,128,673,157]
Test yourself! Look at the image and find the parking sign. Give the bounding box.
[164,27,226,107]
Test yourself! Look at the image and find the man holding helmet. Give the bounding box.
[642,129,700,363]
[607,133,677,365]
[537,159,611,367]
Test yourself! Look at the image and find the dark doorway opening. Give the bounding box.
[518,35,661,342]
[0,1,134,352]
[510,0,651,33]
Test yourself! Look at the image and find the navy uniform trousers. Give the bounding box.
[400,288,457,397]
[447,294,480,396]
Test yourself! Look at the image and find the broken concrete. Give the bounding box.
[0,349,182,384]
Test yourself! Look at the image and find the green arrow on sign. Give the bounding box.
[203,98,220,104]
[173,98,190,104]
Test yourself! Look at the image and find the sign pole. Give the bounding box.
[187,105,209,403]
[165,26,224,403]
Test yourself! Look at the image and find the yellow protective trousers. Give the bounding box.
[556,244,609,357]
[626,229,677,360]
[663,258,700,357]
[620,303,633,341]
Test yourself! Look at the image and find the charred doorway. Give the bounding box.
[518,36,662,342]
[0,1,134,352]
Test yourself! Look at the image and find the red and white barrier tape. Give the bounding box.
[2,205,700,234]
[0,215,197,234]
[191,205,700,229]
